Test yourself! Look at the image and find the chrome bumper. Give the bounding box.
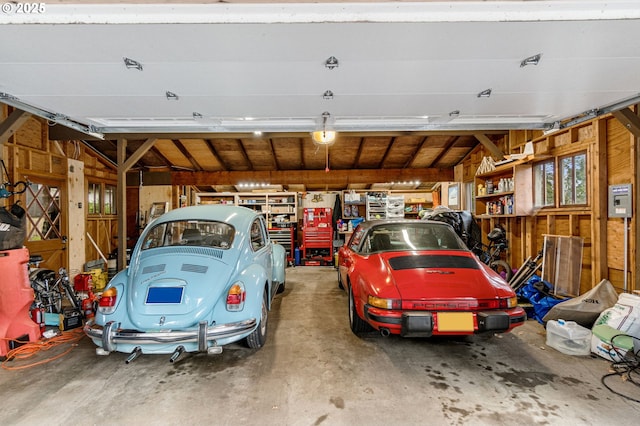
[84,318,257,353]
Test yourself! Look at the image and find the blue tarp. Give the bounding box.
[517,275,565,324]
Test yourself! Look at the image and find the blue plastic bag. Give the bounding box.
[517,275,564,324]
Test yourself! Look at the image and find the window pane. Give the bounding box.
[560,153,587,206]
[88,182,101,214]
[534,161,554,207]
[575,153,587,204]
[104,184,116,214]
[25,183,61,241]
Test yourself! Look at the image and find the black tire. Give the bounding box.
[349,284,372,335]
[276,281,286,294]
[337,267,344,290]
[490,260,513,282]
[246,291,268,349]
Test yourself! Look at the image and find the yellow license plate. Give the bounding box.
[437,312,474,332]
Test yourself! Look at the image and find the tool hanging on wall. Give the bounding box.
[0,160,28,198]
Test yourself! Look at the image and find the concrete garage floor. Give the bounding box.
[1,266,639,426]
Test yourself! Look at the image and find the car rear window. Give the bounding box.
[388,255,479,270]
[142,220,235,250]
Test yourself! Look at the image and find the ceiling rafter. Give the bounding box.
[149,146,173,170]
[427,135,459,168]
[172,139,203,171]
[268,138,281,170]
[204,139,228,171]
[404,135,428,168]
[377,136,396,169]
[236,138,254,170]
[352,137,365,169]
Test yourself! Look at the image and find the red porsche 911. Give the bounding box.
[337,219,526,337]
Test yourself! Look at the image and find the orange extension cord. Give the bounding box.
[1,328,86,371]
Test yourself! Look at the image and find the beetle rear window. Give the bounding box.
[142,220,235,250]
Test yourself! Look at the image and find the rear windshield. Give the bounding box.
[361,222,464,253]
[141,220,235,250]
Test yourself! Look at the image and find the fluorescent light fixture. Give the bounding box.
[166,91,179,100]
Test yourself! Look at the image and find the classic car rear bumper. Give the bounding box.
[84,318,257,353]
[364,305,526,337]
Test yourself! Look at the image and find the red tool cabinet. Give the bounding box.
[302,208,333,265]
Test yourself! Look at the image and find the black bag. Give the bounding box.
[425,208,481,250]
[0,202,26,251]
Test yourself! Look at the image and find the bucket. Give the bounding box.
[546,319,591,356]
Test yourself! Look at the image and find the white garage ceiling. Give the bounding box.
[1,1,640,139]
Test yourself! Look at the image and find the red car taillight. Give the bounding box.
[98,287,117,314]
[226,282,246,311]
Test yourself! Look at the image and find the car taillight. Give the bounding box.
[98,287,117,314]
[226,282,246,311]
[368,295,401,310]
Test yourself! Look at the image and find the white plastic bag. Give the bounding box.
[594,293,640,339]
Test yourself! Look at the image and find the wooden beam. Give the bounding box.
[377,136,396,168]
[429,136,459,167]
[404,135,428,168]
[612,107,640,138]
[204,139,228,171]
[0,109,30,160]
[122,138,157,171]
[171,168,453,187]
[591,119,608,287]
[116,138,128,271]
[474,133,505,160]
[173,139,202,171]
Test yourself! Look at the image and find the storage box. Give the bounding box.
[590,324,633,362]
[59,308,83,331]
[545,319,591,356]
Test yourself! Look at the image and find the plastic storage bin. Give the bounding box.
[546,319,592,356]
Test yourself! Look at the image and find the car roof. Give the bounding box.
[151,205,259,229]
[357,218,453,231]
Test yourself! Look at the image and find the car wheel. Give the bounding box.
[349,284,372,335]
[276,281,286,294]
[490,260,513,282]
[246,291,268,349]
[337,267,344,290]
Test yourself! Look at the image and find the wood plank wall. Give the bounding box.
[466,114,637,294]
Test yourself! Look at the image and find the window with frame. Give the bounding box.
[560,152,587,206]
[533,160,555,208]
[88,182,118,215]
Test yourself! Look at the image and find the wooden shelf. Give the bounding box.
[475,162,532,216]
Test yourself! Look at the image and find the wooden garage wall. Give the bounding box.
[465,114,637,294]
[1,106,118,269]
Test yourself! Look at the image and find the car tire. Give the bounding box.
[276,281,286,294]
[337,267,344,290]
[349,284,372,335]
[246,291,268,349]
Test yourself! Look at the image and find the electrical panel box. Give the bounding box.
[608,184,633,218]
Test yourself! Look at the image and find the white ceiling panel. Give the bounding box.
[1,1,640,137]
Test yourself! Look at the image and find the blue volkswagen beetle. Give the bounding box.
[85,205,286,362]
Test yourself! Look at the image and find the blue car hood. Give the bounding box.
[127,247,234,329]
